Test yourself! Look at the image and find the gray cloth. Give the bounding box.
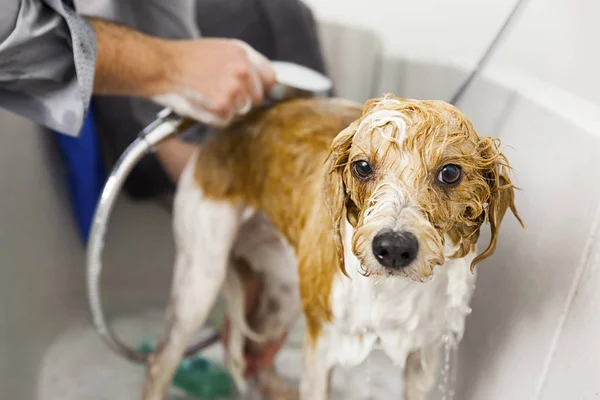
[0,0,96,136]
[75,0,201,128]
[76,0,206,198]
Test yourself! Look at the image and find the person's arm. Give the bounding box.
[87,18,168,99]
[86,16,276,183]
[88,17,276,127]
[0,1,275,137]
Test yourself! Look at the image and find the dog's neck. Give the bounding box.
[341,221,475,328]
[318,220,476,367]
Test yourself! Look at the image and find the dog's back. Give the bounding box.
[193,97,362,246]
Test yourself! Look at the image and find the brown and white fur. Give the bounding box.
[142,94,523,400]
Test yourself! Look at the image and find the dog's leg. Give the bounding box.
[142,163,245,400]
[142,216,241,399]
[221,257,264,394]
[224,213,302,398]
[300,331,332,400]
[236,213,301,359]
[403,346,440,400]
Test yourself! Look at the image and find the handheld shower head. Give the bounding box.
[269,61,333,100]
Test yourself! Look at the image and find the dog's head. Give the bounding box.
[324,94,523,281]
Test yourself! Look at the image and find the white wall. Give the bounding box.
[305,0,516,66]
[310,5,600,399]
[492,0,600,107]
[305,0,600,112]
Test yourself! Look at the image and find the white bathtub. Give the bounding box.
[1,21,599,400]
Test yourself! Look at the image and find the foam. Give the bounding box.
[359,108,407,144]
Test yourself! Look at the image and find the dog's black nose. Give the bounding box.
[372,230,419,269]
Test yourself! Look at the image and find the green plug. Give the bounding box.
[137,340,235,399]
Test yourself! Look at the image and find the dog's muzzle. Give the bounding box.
[372,229,419,269]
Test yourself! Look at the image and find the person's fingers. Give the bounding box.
[243,42,276,91]
[254,54,277,95]
[233,40,276,100]
[202,88,237,126]
[247,66,264,106]
[156,39,277,125]
[236,51,263,107]
[152,90,231,126]
[188,105,231,126]
[234,91,253,116]
[229,53,259,112]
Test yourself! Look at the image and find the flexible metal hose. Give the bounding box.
[449,0,530,106]
[86,109,219,363]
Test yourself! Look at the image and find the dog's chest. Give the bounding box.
[326,257,475,368]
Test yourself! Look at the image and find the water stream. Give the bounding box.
[438,331,459,400]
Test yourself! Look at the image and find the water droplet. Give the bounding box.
[438,331,458,400]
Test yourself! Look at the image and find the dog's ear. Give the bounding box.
[323,121,358,277]
[471,138,524,271]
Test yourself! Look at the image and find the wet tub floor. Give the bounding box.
[38,309,439,399]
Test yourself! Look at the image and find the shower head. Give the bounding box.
[269,61,333,100]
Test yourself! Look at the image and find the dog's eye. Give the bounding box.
[437,164,462,186]
[352,160,374,180]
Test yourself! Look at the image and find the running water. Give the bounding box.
[365,278,381,400]
[438,332,459,400]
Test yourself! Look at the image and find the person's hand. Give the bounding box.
[152,38,276,127]
[90,19,276,126]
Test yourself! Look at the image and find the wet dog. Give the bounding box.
[142,94,522,400]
